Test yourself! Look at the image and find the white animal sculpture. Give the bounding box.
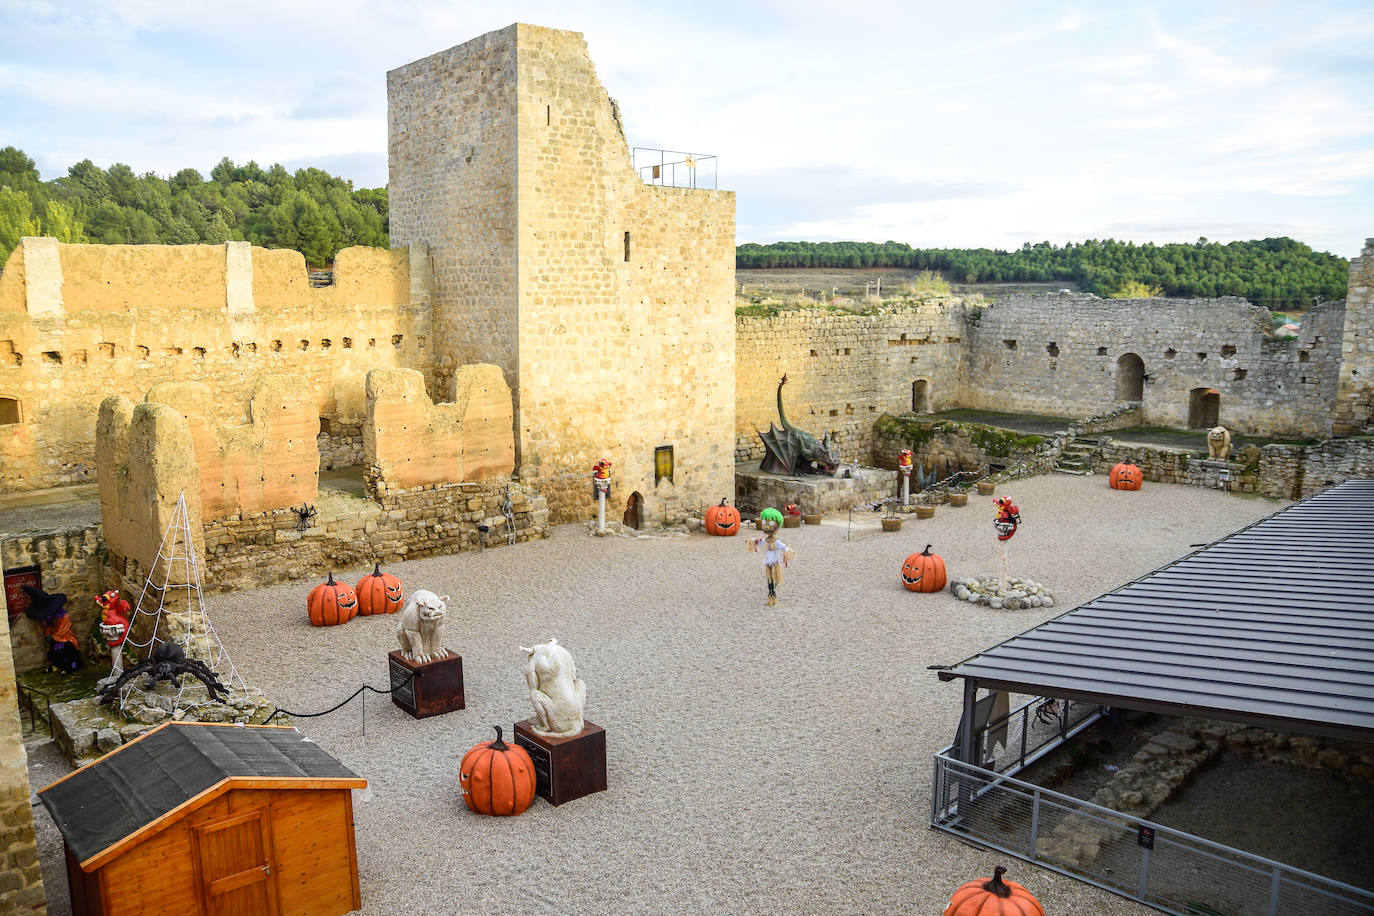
[396,589,450,664]
[518,639,586,738]
[1207,426,1232,460]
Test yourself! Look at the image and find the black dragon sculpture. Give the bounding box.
[757,374,841,476]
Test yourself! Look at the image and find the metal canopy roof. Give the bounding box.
[939,478,1374,742]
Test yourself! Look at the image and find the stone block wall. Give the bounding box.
[2,526,104,674]
[1334,239,1374,429]
[145,376,320,520]
[318,419,364,470]
[203,481,548,593]
[736,304,969,467]
[871,418,1057,482]
[0,240,431,493]
[962,293,1343,438]
[389,24,737,526]
[0,587,45,913]
[364,366,513,493]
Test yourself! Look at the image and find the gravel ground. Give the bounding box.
[27,474,1286,915]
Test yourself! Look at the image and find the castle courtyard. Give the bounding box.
[26,474,1296,915]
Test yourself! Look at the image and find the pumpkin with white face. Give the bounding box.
[705,499,741,536]
[356,563,404,615]
[308,572,358,626]
[901,544,947,593]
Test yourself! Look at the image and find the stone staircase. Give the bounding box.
[1054,436,1101,475]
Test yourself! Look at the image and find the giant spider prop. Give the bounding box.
[99,641,230,705]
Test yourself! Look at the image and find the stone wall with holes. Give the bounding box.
[735,304,971,468]
[202,480,548,593]
[1333,239,1374,428]
[2,525,105,675]
[390,25,737,526]
[318,419,364,470]
[0,239,432,493]
[962,293,1345,438]
[0,588,45,912]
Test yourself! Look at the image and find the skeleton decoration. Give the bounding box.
[757,374,840,476]
[518,639,587,738]
[396,589,450,664]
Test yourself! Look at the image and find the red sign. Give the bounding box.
[4,565,41,623]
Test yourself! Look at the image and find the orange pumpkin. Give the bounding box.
[459,725,537,816]
[901,544,947,593]
[356,562,404,616]
[944,866,1044,916]
[705,499,741,536]
[1110,462,1143,491]
[307,572,358,627]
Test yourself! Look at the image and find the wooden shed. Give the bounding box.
[38,721,367,916]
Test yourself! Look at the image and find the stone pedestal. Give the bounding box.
[388,650,465,718]
[512,719,607,806]
[735,463,894,516]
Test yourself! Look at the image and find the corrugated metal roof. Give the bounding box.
[39,722,364,867]
[938,478,1374,741]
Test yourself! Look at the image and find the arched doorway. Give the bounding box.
[1188,388,1220,428]
[1115,354,1145,401]
[912,380,930,414]
[623,491,643,530]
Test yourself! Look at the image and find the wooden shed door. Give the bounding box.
[194,807,279,916]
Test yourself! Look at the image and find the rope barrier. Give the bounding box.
[262,668,419,731]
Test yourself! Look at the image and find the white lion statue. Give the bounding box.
[396,589,450,664]
[1207,426,1232,460]
[518,639,586,738]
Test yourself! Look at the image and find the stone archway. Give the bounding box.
[1189,388,1220,428]
[623,491,643,530]
[1116,353,1145,401]
[912,379,930,414]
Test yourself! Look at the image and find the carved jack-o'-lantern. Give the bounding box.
[704,499,741,536]
[307,572,358,627]
[356,563,404,615]
[1109,462,1143,491]
[901,544,947,593]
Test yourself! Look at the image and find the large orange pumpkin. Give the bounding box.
[307,572,358,627]
[1110,462,1143,491]
[705,499,741,536]
[901,544,947,593]
[356,562,404,616]
[944,866,1044,916]
[459,725,537,816]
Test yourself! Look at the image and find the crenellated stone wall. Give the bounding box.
[0,241,431,493]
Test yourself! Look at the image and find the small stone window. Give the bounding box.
[0,397,19,425]
[1097,347,1108,356]
[1197,352,1207,360]
[321,339,332,350]
[42,351,62,365]
[298,340,310,351]
[0,340,22,367]
[1220,345,1236,357]
[1003,339,1017,350]
[271,340,283,353]
[624,231,631,262]
[192,347,205,359]
[1046,342,1059,357]
[1164,348,1176,359]
[810,349,818,357]
[343,338,353,349]
[1299,351,1310,363]
[1234,368,1247,380]
[392,334,404,348]
[136,345,150,359]
[319,417,333,436]
[99,342,117,359]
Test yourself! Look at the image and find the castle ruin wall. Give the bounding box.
[0,241,431,493]
[1334,239,1374,427]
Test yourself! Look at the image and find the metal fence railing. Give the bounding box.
[632,148,717,190]
[17,681,51,739]
[931,753,1374,915]
[972,696,1105,775]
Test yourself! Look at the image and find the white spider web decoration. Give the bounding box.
[111,491,250,715]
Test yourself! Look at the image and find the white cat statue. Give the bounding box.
[518,638,586,738]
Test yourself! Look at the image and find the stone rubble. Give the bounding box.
[950,575,1057,610]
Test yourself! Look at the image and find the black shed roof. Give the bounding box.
[39,722,365,870]
[939,478,1374,741]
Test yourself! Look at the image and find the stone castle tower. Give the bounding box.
[1334,239,1374,429]
[388,24,737,524]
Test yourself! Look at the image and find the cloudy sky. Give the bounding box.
[4,1,1371,257]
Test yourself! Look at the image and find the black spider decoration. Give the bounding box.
[293,503,317,531]
[1035,698,1061,725]
[99,641,231,705]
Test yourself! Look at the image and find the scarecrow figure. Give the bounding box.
[747,507,795,607]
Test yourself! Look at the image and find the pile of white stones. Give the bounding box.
[951,575,1056,610]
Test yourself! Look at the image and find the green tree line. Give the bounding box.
[0,147,388,268]
[736,238,1349,309]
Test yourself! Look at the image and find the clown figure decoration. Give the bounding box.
[747,507,795,606]
[94,590,132,674]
